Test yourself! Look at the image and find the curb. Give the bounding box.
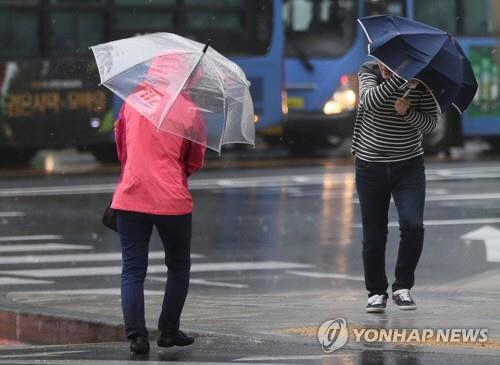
[0,309,125,345]
[0,295,126,345]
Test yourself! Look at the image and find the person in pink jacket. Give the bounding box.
[111,55,206,355]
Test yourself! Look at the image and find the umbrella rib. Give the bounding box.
[357,19,373,43]
[206,56,228,152]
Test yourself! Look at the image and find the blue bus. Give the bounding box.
[0,0,283,165]
[282,0,497,154]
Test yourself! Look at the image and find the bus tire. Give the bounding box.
[0,148,38,167]
[424,108,461,155]
[89,144,118,164]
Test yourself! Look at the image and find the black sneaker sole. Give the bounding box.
[157,338,195,348]
[392,299,417,310]
[366,307,385,313]
[396,304,417,310]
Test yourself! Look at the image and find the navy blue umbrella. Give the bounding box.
[358,15,478,114]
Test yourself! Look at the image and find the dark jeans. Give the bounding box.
[117,210,192,339]
[355,155,425,297]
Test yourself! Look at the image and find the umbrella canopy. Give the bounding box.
[358,15,478,114]
[90,33,255,153]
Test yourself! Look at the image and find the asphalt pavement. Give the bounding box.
[0,150,500,363]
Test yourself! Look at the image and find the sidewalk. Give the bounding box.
[1,270,500,357]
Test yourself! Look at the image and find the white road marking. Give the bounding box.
[425,192,500,201]
[0,184,115,197]
[149,276,249,289]
[189,279,249,288]
[286,270,364,281]
[0,261,313,278]
[0,235,62,242]
[461,226,500,262]
[0,244,92,253]
[7,288,163,296]
[234,354,347,361]
[0,351,89,359]
[353,217,500,228]
[0,278,53,285]
[0,212,25,217]
[0,251,203,265]
[0,166,499,197]
[353,192,500,204]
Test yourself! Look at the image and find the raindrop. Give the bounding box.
[492,49,496,55]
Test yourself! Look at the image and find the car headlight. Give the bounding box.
[323,89,357,115]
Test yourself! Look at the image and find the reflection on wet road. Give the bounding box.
[1,157,500,363]
[0,160,499,295]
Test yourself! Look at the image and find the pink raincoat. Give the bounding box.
[111,56,206,215]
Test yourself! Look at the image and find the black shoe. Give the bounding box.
[392,289,417,310]
[366,294,388,313]
[130,336,150,355]
[157,330,195,347]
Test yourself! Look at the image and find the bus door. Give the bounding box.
[282,0,363,151]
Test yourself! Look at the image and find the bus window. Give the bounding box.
[463,0,500,36]
[0,1,40,57]
[414,0,457,34]
[415,0,500,36]
[50,1,106,54]
[112,0,272,56]
[364,0,405,16]
[183,0,245,32]
[283,0,357,58]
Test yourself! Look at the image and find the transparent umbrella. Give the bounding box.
[90,32,255,153]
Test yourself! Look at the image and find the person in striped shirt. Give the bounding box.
[352,60,438,313]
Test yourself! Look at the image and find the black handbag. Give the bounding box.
[102,200,118,232]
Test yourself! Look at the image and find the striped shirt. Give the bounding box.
[351,61,439,162]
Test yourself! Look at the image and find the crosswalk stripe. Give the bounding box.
[286,270,364,281]
[0,251,203,265]
[0,212,25,217]
[0,261,313,278]
[353,217,500,228]
[0,278,53,285]
[7,288,163,296]
[149,276,249,289]
[0,235,62,242]
[0,244,92,253]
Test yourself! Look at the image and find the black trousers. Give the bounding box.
[355,156,425,297]
[117,210,192,338]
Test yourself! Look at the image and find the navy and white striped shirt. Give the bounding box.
[351,61,439,162]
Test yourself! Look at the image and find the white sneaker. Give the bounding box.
[392,289,417,310]
[366,294,388,313]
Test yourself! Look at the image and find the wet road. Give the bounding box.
[0,158,499,294]
[1,153,500,363]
